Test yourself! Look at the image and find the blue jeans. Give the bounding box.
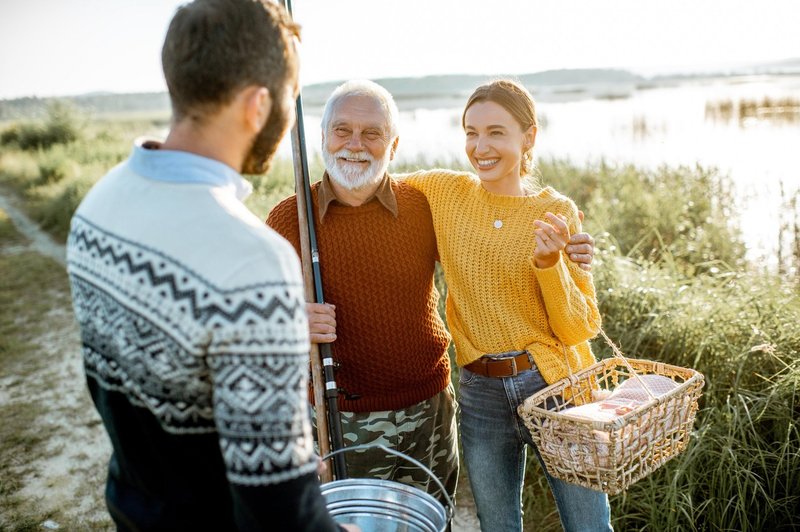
[459,364,612,532]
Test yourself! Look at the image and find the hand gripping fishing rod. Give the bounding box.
[280,0,347,482]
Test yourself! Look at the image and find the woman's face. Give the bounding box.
[463,100,535,194]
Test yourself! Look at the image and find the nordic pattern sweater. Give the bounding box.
[404,169,600,386]
[66,142,339,531]
[267,178,451,413]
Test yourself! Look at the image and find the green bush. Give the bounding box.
[36,149,80,185]
[0,152,39,187]
[0,101,82,151]
[28,175,96,242]
[541,160,746,273]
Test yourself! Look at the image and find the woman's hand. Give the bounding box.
[307,303,337,344]
[534,212,570,269]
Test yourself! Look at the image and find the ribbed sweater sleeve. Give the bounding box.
[533,199,601,346]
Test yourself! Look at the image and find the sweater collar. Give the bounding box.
[475,179,555,207]
[129,138,253,201]
[317,171,399,221]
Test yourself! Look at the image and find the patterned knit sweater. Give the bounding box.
[66,143,339,531]
[404,169,601,385]
[267,179,451,413]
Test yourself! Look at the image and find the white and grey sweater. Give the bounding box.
[66,142,339,530]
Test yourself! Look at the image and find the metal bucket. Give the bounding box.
[321,444,453,532]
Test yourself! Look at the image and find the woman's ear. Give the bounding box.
[524,125,537,151]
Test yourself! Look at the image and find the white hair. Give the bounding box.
[320,79,400,139]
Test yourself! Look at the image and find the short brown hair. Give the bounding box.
[161,0,300,122]
[462,79,538,175]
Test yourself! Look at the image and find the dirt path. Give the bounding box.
[0,189,112,529]
[0,190,65,266]
[0,188,481,530]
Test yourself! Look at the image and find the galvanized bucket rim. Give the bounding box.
[321,443,454,521]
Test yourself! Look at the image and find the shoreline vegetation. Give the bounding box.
[1,109,799,530]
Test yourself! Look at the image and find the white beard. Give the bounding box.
[323,147,391,191]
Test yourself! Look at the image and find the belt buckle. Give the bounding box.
[485,350,526,377]
[508,356,518,377]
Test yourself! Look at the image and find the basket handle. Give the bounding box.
[561,326,657,402]
[320,443,455,520]
[597,328,658,401]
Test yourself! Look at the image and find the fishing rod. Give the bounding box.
[280,0,347,482]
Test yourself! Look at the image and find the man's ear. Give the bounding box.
[244,86,271,133]
[389,136,400,161]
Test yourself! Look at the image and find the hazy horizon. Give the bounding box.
[3,60,800,102]
[2,0,800,100]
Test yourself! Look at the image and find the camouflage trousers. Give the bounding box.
[313,384,459,507]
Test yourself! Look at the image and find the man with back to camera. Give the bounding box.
[66,1,356,530]
[267,79,595,508]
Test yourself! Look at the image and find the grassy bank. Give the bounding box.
[1,113,798,530]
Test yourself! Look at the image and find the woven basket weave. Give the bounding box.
[518,353,704,495]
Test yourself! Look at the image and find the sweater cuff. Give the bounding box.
[532,255,570,296]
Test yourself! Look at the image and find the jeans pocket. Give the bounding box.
[458,367,478,387]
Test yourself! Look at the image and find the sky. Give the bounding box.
[1,0,800,100]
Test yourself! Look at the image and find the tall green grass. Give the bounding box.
[520,248,799,530]
[0,117,798,530]
[516,216,798,529]
[595,248,798,530]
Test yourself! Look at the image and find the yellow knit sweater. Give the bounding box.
[403,169,600,385]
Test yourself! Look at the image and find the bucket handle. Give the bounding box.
[321,443,455,520]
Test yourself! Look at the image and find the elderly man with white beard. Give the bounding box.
[266,80,595,506]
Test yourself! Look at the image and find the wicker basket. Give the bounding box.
[518,348,704,495]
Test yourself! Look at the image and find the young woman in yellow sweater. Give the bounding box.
[405,80,612,532]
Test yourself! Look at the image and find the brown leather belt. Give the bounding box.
[464,350,534,378]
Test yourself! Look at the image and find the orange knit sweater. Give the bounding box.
[267,180,451,412]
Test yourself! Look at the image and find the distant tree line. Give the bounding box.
[0,92,170,121]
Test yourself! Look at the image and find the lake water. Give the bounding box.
[288,75,800,270]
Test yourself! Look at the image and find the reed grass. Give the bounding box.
[706,96,800,124]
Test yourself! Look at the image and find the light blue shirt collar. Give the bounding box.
[129,138,253,201]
